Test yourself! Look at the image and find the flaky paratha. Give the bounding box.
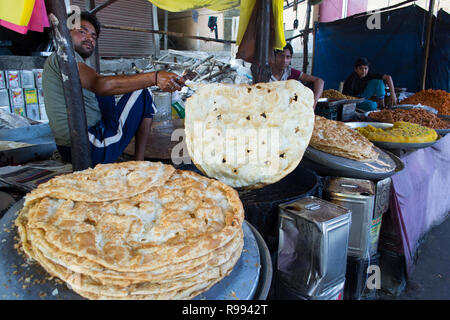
[22,170,243,272]
[28,231,243,298]
[15,161,245,300]
[185,80,315,189]
[24,161,175,204]
[27,225,243,284]
[310,116,379,161]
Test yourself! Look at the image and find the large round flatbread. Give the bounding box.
[15,162,245,300]
[184,80,315,189]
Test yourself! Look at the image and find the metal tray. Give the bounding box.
[345,122,393,130]
[391,104,438,114]
[303,146,402,180]
[362,112,450,135]
[0,200,263,300]
[318,98,364,106]
[370,136,440,150]
[436,115,450,135]
[435,129,450,135]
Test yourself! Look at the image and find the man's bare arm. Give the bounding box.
[299,73,324,109]
[77,62,184,96]
[382,74,397,106]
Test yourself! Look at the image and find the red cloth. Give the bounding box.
[288,68,302,80]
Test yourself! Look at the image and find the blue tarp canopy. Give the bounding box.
[426,9,450,91]
[312,5,449,93]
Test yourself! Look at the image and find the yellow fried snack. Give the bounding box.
[357,122,438,143]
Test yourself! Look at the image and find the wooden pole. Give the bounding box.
[251,0,272,84]
[302,1,312,74]
[421,0,435,90]
[45,0,92,171]
[164,10,168,51]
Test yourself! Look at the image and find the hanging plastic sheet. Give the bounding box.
[312,5,429,93]
[148,0,240,12]
[0,0,49,35]
[235,0,286,63]
[148,0,286,55]
[235,0,286,51]
[0,0,35,26]
[426,9,449,92]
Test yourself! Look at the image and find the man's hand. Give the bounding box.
[156,71,185,92]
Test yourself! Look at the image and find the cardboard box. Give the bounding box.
[0,70,6,89]
[21,70,35,88]
[33,69,43,88]
[39,104,48,121]
[0,88,10,108]
[0,106,11,113]
[9,88,24,106]
[24,88,39,105]
[26,104,40,120]
[6,70,21,88]
[12,106,25,117]
[37,86,45,104]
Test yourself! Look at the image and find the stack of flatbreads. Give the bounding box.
[15,161,244,300]
[310,116,379,162]
[185,80,315,189]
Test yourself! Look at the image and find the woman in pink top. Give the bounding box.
[270,43,324,109]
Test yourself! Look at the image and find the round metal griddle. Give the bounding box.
[0,200,268,300]
[303,146,402,181]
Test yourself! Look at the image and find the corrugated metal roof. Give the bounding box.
[71,0,155,57]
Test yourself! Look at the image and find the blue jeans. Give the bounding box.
[356,79,386,111]
[57,89,156,165]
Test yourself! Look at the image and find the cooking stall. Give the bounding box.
[0,0,449,302]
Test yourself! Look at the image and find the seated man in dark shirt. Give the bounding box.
[343,57,397,111]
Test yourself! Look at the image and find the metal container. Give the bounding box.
[324,177,376,258]
[20,70,35,88]
[33,69,43,88]
[277,196,351,298]
[0,70,6,89]
[12,106,25,117]
[9,88,24,106]
[39,104,48,121]
[0,106,11,113]
[152,90,172,122]
[6,70,21,88]
[344,253,380,300]
[0,88,10,108]
[276,277,345,300]
[239,165,320,253]
[25,104,40,120]
[339,102,356,121]
[37,87,45,105]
